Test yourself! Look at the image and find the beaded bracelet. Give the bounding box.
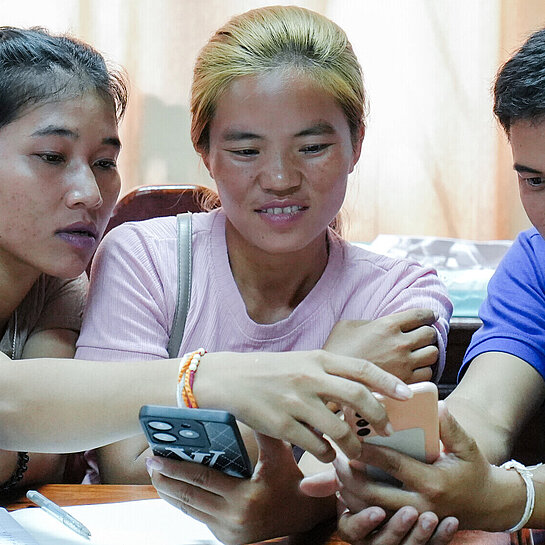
[501,459,541,532]
[0,452,29,492]
[176,348,206,408]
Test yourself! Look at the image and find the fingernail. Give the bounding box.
[402,509,415,524]
[421,516,435,532]
[384,422,394,436]
[395,383,412,399]
[444,519,459,534]
[349,459,367,471]
[368,508,383,523]
[145,456,163,477]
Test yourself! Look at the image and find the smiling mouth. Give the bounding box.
[258,205,306,215]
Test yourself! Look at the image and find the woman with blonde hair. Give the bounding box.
[0,12,443,497]
[72,6,451,542]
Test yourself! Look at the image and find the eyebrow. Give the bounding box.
[31,125,121,149]
[294,122,336,137]
[221,121,337,142]
[221,130,262,142]
[514,163,543,175]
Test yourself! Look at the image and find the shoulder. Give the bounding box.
[506,227,545,263]
[17,273,88,341]
[329,235,449,311]
[335,236,436,279]
[27,273,88,303]
[491,228,545,287]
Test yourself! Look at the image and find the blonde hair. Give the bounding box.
[190,5,366,156]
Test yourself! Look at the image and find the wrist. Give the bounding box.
[191,352,231,411]
[487,463,529,532]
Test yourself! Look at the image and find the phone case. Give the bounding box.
[344,382,439,484]
[139,405,253,479]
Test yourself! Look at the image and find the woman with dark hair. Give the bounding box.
[0,26,126,488]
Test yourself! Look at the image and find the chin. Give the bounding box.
[43,259,89,279]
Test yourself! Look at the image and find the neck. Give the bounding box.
[225,220,329,324]
[0,251,41,330]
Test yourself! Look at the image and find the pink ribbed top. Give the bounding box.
[76,208,451,376]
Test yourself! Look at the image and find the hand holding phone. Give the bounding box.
[344,381,439,484]
[139,405,253,479]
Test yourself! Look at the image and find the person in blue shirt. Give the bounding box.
[303,25,545,544]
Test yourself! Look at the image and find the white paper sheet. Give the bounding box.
[10,499,221,545]
[0,508,40,545]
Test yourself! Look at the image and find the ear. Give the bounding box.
[349,124,365,174]
[202,153,213,178]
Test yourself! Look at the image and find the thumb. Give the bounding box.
[438,401,480,461]
[299,468,338,497]
[254,431,295,466]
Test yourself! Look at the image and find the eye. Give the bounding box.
[94,158,118,170]
[300,143,332,154]
[229,148,259,157]
[523,176,545,189]
[36,152,65,164]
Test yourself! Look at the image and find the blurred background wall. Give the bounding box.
[2,0,544,241]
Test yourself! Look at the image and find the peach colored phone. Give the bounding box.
[344,382,439,482]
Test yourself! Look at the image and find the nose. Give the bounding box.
[259,152,301,194]
[64,164,103,210]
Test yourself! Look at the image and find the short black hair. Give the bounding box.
[494,28,545,134]
[0,26,128,129]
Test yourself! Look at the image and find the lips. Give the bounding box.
[55,222,98,240]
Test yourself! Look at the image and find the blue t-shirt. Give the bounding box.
[460,228,545,381]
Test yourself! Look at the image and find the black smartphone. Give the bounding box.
[139,405,253,478]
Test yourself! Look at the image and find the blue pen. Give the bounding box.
[26,490,91,540]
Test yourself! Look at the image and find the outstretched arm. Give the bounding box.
[0,350,179,453]
[0,328,89,488]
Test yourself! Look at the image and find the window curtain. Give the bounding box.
[3,0,543,241]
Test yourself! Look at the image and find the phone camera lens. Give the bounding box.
[179,430,200,439]
[152,432,177,442]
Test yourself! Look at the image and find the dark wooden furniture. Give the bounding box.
[440,317,482,399]
[87,183,216,275]
[104,183,216,234]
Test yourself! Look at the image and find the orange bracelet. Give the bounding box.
[177,348,206,408]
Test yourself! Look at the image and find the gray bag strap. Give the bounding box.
[167,212,193,358]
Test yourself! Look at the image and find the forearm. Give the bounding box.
[445,393,513,464]
[446,353,545,465]
[0,357,179,452]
